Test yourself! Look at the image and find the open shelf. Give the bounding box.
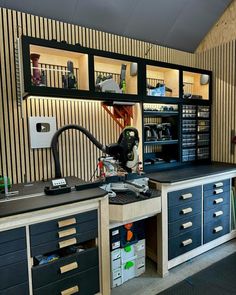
[94,56,138,95]
[29,45,89,91]
[146,65,179,98]
[183,71,210,100]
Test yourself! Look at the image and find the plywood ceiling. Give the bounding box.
[0,0,232,52]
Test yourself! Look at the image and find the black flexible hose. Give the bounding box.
[51,124,107,178]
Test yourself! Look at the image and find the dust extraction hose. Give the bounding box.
[51,124,107,178]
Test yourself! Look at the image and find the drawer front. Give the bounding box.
[0,282,29,295]
[34,266,99,295]
[168,214,201,238]
[31,219,98,247]
[32,247,99,289]
[0,238,26,256]
[31,230,98,257]
[168,199,202,223]
[0,261,28,291]
[204,185,230,198]
[30,210,97,236]
[204,216,230,244]
[0,228,25,244]
[0,249,27,268]
[204,191,230,211]
[168,228,201,260]
[204,203,230,224]
[203,179,230,192]
[168,186,201,208]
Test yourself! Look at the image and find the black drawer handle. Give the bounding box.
[214,197,224,204]
[60,262,78,274]
[180,193,192,200]
[181,238,192,247]
[181,221,193,229]
[58,228,76,238]
[61,285,79,295]
[214,188,223,195]
[181,207,193,215]
[213,210,223,217]
[214,226,223,233]
[214,182,223,188]
[58,218,76,228]
[59,237,77,249]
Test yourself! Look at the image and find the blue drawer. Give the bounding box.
[204,216,230,244]
[0,282,29,295]
[0,238,26,256]
[32,247,99,289]
[0,261,28,291]
[168,186,201,208]
[30,210,97,235]
[203,179,230,192]
[0,249,27,268]
[168,213,201,238]
[0,228,25,244]
[204,191,230,211]
[31,219,97,247]
[34,266,99,295]
[31,229,98,257]
[204,203,230,224]
[168,228,201,260]
[204,185,230,197]
[168,199,202,223]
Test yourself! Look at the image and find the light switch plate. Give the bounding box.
[29,116,57,148]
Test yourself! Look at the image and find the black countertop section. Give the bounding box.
[0,177,106,218]
[147,162,236,184]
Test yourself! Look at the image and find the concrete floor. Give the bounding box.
[111,239,236,295]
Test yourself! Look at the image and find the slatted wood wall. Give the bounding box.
[0,7,197,184]
[196,40,236,164]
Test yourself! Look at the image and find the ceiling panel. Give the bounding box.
[0,0,232,52]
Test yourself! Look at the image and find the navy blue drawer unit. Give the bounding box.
[168,186,202,260]
[168,228,201,260]
[34,266,100,295]
[168,186,202,207]
[31,210,99,295]
[0,228,29,294]
[168,213,201,238]
[203,178,231,244]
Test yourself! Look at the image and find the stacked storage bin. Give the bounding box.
[110,220,145,288]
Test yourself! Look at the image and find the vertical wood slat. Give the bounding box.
[1,6,234,184]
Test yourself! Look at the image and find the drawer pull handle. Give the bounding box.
[214,210,223,217]
[60,262,78,274]
[58,218,76,228]
[214,198,224,204]
[181,207,193,215]
[180,193,192,200]
[61,285,79,295]
[214,182,224,188]
[59,238,77,249]
[58,228,76,238]
[182,238,193,247]
[214,226,223,233]
[181,221,193,229]
[214,188,223,195]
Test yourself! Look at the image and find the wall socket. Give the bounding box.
[29,116,57,149]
